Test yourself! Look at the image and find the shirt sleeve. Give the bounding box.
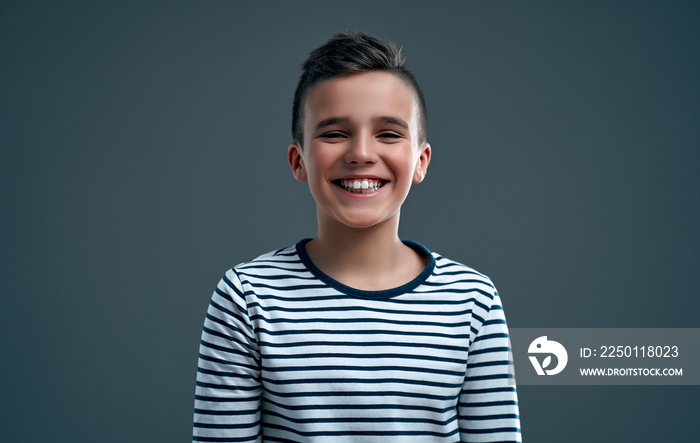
[193,269,262,443]
[458,291,522,442]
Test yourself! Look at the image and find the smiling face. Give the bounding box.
[288,71,431,231]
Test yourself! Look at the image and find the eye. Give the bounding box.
[320,131,347,140]
[377,132,401,140]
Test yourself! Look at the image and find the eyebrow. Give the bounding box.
[314,117,350,131]
[313,116,409,131]
[374,115,409,130]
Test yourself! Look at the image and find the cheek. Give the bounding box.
[387,152,419,179]
[304,153,334,190]
[308,148,340,176]
[306,157,326,180]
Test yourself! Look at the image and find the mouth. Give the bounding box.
[332,178,387,194]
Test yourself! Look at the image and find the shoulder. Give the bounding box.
[212,242,310,304]
[425,250,499,305]
[430,252,495,288]
[224,243,298,273]
[223,241,314,287]
[235,243,300,270]
[426,252,510,339]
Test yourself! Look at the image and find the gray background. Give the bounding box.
[1,0,698,441]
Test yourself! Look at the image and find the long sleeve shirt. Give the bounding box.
[194,239,521,442]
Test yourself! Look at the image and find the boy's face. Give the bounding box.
[288,71,431,231]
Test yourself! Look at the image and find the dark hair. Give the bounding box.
[292,32,428,146]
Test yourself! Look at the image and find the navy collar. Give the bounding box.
[296,238,436,300]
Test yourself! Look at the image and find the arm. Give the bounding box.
[193,269,262,442]
[458,291,521,442]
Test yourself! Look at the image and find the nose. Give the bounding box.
[343,133,377,165]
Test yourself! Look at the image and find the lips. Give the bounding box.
[333,178,387,194]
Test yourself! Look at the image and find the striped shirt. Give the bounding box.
[193,239,521,442]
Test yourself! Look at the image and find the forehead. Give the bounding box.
[303,71,418,127]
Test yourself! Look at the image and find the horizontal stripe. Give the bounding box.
[459,427,521,434]
[249,315,475,328]
[193,435,258,442]
[263,396,455,414]
[258,339,469,352]
[248,302,476,317]
[262,408,459,426]
[195,395,260,403]
[262,351,466,364]
[256,326,471,340]
[196,381,260,392]
[263,387,460,402]
[199,340,256,360]
[261,376,463,389]
[198,354,259,371]
[263,421,461,438]
[460,414,520,421]
[261,364,465,377]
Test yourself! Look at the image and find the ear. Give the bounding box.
[288,143,308,182]
[413,142,432,183]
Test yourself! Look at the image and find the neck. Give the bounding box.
[318,222,402,258]
[306,211,427,291]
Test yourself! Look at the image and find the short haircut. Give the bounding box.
[292,31,428,147]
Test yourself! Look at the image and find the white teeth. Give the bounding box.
[338,179,385,194]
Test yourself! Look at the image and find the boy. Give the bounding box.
[194,32,521,442]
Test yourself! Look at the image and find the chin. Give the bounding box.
[342,220,384,230]
[332,211,398,230]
